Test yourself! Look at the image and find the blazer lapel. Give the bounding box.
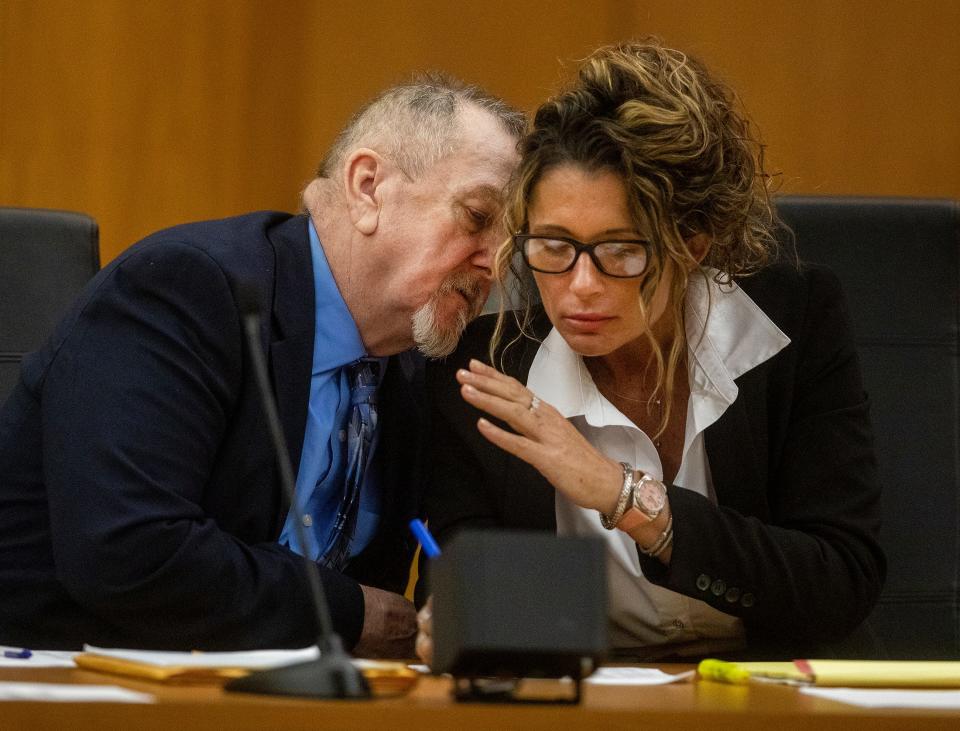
[380,350,425,522]
[266,215,315,524]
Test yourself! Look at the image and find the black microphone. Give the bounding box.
[225,283,370,699]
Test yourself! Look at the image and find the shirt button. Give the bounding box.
[302,515,313,527]
[724,587,741,603]
[338,429,347,442]
[741,592,755,608]
[710,579,726,596]
[696,574,711,591]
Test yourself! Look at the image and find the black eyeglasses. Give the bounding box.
[515,234,650,278]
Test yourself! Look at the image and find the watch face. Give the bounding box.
[636,479,666,515]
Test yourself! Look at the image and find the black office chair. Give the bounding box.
[776,195,960,659]
[0,207,100,404]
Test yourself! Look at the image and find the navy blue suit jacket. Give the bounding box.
[0,212,423,650]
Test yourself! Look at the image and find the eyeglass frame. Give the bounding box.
[514,233,652,279]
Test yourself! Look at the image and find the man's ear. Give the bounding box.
[343,148,386,235]
[686,232,712,269]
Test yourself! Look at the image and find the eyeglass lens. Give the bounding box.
[522,236,648,277]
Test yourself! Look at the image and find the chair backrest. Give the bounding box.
[776,195,960,659]
[0,207,100,403]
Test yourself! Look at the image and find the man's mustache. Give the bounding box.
[437,272,486,321]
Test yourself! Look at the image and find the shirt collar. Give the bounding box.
[528,328,635,429]
[683,269,790,433]
[309,219,368,372]
[527,267,790,429]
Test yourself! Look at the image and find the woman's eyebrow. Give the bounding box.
[528,224,644,238]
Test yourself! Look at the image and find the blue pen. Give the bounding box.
[409,518,442,559]
[3,648,32,659]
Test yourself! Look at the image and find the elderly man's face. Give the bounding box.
[382,106,519,357]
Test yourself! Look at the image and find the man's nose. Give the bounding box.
[471,232,501,279]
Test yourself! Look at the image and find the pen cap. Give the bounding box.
[431,530,608,679]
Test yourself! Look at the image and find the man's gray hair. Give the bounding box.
[318,71,526,181]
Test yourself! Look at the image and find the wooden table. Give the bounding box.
[3,664,960,730]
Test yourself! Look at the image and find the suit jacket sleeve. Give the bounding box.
[639,266,885,646]
[40,240,362,650]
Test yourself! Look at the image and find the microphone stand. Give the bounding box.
[225,295,370,699]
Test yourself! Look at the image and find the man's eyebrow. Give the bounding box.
[460,184,506,205]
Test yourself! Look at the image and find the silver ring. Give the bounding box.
[528,395,541,412]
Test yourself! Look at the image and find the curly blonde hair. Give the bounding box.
[491,39,780,439]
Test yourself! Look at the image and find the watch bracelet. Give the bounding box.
[599,462,636,530]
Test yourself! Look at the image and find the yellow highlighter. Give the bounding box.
[698,658,751,684]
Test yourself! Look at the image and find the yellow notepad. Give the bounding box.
[736,660,960,688]
[75,646,419,696]
[802,660,960,688]
[75,653,247,684]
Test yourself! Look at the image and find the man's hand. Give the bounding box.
[352,585,417,659]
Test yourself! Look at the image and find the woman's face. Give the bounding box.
[526,164,672,358]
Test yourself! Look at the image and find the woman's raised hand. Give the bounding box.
[457,359,622,514]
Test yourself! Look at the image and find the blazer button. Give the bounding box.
[741,592,755,608]
[724,587,741,603]
[696,574,711,591]
[710,579,726,596]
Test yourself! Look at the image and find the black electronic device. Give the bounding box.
[224,285,370,699]
[430,530,607,702]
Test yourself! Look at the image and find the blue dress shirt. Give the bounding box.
[279,220,385,561]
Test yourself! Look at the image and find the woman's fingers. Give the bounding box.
[455,361,624,514]
[458,360,532,406]
[476,418,542,463]
[461,382,539,434]
[415,597,434,666]
[415,628,433,666]
[416,601,432,635]
[456,359,550,460]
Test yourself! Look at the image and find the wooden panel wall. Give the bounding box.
[2,0,958,263]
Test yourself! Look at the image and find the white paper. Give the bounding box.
[0,682,153,703]
[82,644,319,669]
[0,647,77,668]
[398,665,693,685]
[802,686,960,709]
[585,667,695,686]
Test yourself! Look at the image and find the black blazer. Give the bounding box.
[424,263,885,657]
[0,212,424,650]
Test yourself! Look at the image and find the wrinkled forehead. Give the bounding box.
[430,146,518,204]
[399,105,518,205]
[452,106,519,171]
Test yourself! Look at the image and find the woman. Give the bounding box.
[417,40,883,661]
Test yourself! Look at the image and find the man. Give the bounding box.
[0,75,522,655]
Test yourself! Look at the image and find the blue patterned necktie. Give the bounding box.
[319,358,379,570]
